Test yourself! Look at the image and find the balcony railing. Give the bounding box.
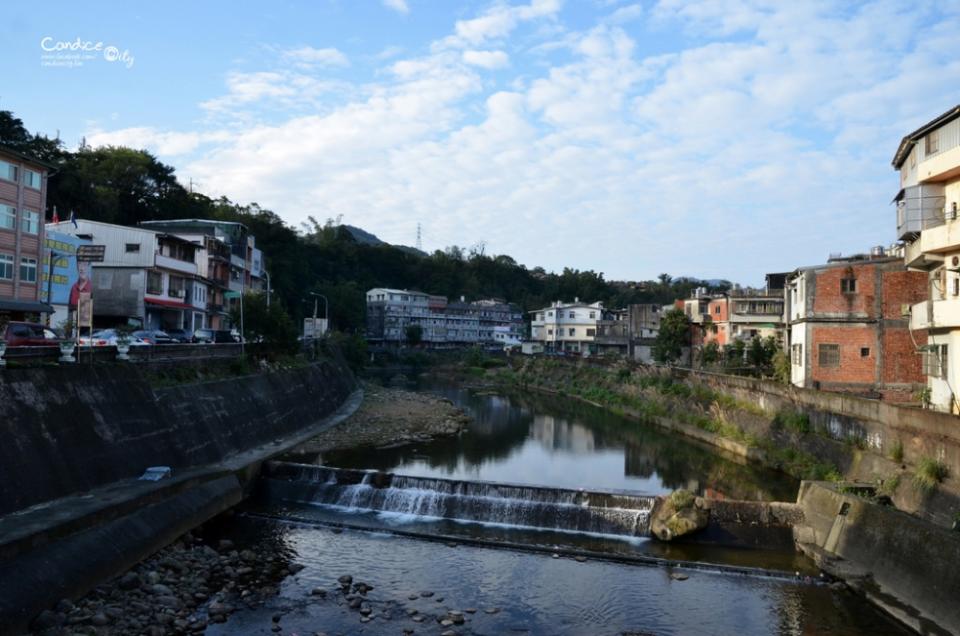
[896,185,948,240]
[155,252,197,275]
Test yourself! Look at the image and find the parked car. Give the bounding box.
[79,329,150,347]
[194,328,239,344]
[1,321,60,347]
[165,328,194,343]
[131,329,176,345]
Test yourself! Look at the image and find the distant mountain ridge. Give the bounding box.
[341,224,426,257]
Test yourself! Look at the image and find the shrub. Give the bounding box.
[877,474,901,497]
[775,409,811,435]
[913,457,949,491]
[890,439,904,464]
[669,489,695,510]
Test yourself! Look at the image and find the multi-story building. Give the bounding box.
[784,251,926,401]
[47,219,202,330]
[593,304,662,361]
[0,145,52,321]
[529,300,604,354]
[365,289,525,347]
[893,105,960,412]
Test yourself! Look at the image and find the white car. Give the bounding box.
[78,329,150,347]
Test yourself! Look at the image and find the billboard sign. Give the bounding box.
[41,231,90,305]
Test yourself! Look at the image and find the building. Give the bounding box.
[592,304,662,361]
[0,146,53,321]
[139,219,262,324]
[785,252,926,401]
[47,219,203,330]
[365,288,522,347]
[529,300,604,355]
[892,104,960,411]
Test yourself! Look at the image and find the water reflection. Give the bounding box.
[320,382,798,502]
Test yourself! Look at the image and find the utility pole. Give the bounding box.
[309,292,328,336]
[264,270,271,307]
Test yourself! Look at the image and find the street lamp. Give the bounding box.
[308,292,328,337]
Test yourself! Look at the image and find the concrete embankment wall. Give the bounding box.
[796,482,960,635]
[0,360,356,517]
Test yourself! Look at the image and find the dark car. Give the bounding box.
[1,321,60,347]
[131,329,176,345]
[165,328,194,343]
[193,328,236,344]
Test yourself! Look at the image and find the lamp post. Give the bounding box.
[308,292,328,337]
[45,249,58,327]
[264,270,271,308]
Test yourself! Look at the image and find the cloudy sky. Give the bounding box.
[5,1,960,284]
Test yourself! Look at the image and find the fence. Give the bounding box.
[0,343,245,367]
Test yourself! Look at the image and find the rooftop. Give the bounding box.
[892,104,960,169]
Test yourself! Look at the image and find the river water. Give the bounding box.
[212,379,910,635]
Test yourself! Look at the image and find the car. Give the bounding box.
[79,329,150,347]
[131,329,176,345]
[1,321,60,347]
[194,328,240,344]
[192,328,215,344]
[165,328,194,343]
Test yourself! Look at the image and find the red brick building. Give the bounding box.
[0,145,52,321]
[785,253,927,401]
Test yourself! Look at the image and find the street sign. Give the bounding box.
[76,245,106,262]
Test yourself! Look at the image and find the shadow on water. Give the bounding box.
[315,378,799,502]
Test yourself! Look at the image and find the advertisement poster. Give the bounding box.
[40,231,89,305]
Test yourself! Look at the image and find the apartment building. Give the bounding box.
[593,304,662,361]
[893,105,960,411]
[48,219,203,330]
[365,289,521,347]
[785,252,926,401]
[0,145,52,320]
[529,300,604,354]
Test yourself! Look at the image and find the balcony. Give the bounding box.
[896,184,947,240]
[155,253,197,275]
[910,299,960,331]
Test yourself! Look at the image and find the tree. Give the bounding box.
[653,309,690,364]
[405,324,423,346]
[701,341,721,366]
[230,293,298,352]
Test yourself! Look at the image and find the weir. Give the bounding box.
[259,462,657,537]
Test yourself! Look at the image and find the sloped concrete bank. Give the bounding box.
[0,356,360,634]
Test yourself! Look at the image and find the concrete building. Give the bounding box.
[593,304,662,361]
[529,300,604,355]
[47,219,202,330]
[365,288,521,347]
[893,104,960,412]
[0,146,53,321]
[785,252,927,401]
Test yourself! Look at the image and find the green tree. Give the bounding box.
[653,309,690,364]
[405,323,423,346]
[230,293,298,352]
[701,341,721,366]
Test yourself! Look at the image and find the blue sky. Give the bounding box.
[4,0,960,285]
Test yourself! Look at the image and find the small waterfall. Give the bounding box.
[261,462,656,537]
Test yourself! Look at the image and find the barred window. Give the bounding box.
[791,343,803,365]
[924,345,949,378]
[818,343,840,368]
[841,278,857,294]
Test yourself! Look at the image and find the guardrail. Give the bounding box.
[0,342,245,367]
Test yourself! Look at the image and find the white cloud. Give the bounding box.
[462,50,510,69]
[382,0,410,14]
[84,127,228,156]
[281,46,349,68]
[83,1,960,283]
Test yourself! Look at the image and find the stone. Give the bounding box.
[649,491,709,542]
[289,563,305,574]
[484,608,500,614]
[420,591,434,598]
[338,574,353,585]
[90,612,110,626]
[156,596,181,609]
[30,610,62,631]
[272,624,282,632]
[310,587,327,597]
[670,572,689,581]
[440,619,454,627]
[349,598,363,610]
[360,607,372,616]
[151,584,174,596]
[551,553,560,559]
[219,539,234,550]
[360,616,371,623]
[412,615,425,622]
[574,556,587,562]
[406,608,418,616]
[409,594,419,600]
[464,608,477,614]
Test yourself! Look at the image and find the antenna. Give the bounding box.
[416,222,422,251]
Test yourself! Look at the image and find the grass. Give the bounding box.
[890,439,904,464]
[913,456,949,491]
[774,409,811,435]
[669,489,695,510]
[877,473,901,498]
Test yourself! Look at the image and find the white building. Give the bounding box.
[529,299,604,355]
[47,219,203,330]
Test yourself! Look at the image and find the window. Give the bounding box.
[589,311,595,319]
[924,345,949,378]
[147,271,163,295]
[547,328,553,335]
[791,343,802,365]
[0,159,17,182]
[926,131,939,155]
[953,277,959,297]
[568,328,575,336]
[547,311,553,317]
[23,169,41,189]
[818,343,840,368]
[0,254,12,280]
[537,313,544,321]
[0,204,14,230]
[20,209,38,234]
[125,243,140,253]
[841,278,857,294]
[586,328,596,337]
[714,305,720,314]
[860,347,870,358]
[568,311,575,318]
[20,257,37,283]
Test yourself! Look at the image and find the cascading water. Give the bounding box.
[259,462,656,537]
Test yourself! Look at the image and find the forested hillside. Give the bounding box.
[0,110,730,331]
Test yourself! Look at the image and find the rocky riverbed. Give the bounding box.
[289,381,472,454]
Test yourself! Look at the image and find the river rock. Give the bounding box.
[649,490,708,541]
[338,575,353,585]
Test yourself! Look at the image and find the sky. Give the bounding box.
[4,0,960,285]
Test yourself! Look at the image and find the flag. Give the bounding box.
[51,206,59,224]
[70,210,78,228]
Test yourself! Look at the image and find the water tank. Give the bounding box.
[871,245,885,257]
